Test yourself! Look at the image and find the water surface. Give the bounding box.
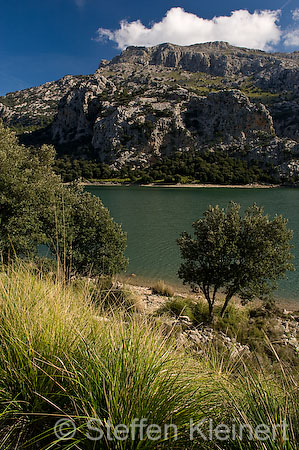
[86,186,299,303]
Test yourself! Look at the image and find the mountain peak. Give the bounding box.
[108,41,298,78]
[1,41,298,181]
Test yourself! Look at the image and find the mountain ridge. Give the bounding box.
[0,42,298,181]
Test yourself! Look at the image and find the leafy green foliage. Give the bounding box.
[54,150,277,185]
[177,202,294,318]
[54,157,112,182]
[0,123,58,259]
[144,151,276,184]
[44,185,128,276]
[0,122,127,276]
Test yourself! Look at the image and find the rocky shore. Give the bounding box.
[83,181,281,188]
[117,280,299,359]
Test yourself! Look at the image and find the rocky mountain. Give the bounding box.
[1,42,299,180]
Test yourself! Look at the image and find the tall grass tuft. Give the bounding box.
[0,264,213,448]
[224,349,299,449]
[152,280,174,297]
[0,262,97,446]
[0,263,298,449]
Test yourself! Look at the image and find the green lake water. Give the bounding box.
[86,186,299,304]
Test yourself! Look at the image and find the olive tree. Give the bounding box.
[0,122,58,260]
[44,184,128,276]
[0,122,127,276]
[177,202,294,318]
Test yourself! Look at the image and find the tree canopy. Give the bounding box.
[0,122,127,276]
[54,150,277,185]
[177,202,294,318]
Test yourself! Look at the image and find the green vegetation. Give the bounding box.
[1,115,299,449]
[0,263,298,449]
[0,264,207,449]
[154,70,285,101]
[240,77,281,103]
[0,93,19,108]
[54,157,112,182]
[114,88,134,106]
[161,70,226,94]
[0,122,127,276]
[140,151,276,185]
[160,295,211,324]
[178,202,294,318]
[10,118,54,134]
[54,150,277,185]
[158,295,298,363]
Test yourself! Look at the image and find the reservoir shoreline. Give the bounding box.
[81,181,282,188]
[118,274,299,312]
[86,185,299,305]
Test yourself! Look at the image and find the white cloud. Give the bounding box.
[284,29,299,46]
[292,8,299,21]
[282,8,299,47]
[96,8,282,51]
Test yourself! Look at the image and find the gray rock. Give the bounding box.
[1,42,298,180]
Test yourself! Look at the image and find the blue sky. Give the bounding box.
[0,0,298,95]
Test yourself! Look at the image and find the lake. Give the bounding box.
[86,186,299,304]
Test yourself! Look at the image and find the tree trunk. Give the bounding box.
[208,302,213,320]
[220,295,232,317]
[202,286,214,321]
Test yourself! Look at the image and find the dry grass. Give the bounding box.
[152,280,175,297]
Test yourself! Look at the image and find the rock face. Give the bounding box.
[112,42,299,86]
[0,75,86,127]
[0,42,298,179]
[184,91,274,142]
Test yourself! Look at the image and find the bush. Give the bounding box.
[83,277,145,312]
[44,185,128,276]
[0,122,127,276]
[161,296,196,321]
[160,296,211,324]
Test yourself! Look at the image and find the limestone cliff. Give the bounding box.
[0,42,298,179]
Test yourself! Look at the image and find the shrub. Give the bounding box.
[160,296,196,321]
[85,277,145,312]
[0,122,127,277]
[161,296,212,324]
[44,185,128,276]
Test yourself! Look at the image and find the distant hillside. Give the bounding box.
[1,42,299,181]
